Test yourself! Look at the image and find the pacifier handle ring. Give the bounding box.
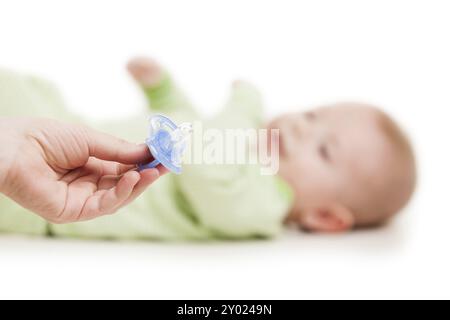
[149,115,177,136]
[138,159,161,171]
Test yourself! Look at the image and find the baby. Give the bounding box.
[0,58,416,239]
[128,58,416,233]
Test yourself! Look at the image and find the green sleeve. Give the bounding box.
[141,72,199,123]
[211,81,265,129]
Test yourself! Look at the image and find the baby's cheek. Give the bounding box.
[299,165,338,195]
[295,157,324,179]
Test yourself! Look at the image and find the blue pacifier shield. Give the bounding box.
[138,115,192,174]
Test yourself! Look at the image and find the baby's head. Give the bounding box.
[268,103,416,232]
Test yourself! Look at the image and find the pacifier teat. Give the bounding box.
[138,115,192,174]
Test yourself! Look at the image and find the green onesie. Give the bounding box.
[0,69,293,240]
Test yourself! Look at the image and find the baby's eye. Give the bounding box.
[318,144,330,162]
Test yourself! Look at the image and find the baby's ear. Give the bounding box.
[300,204,355,233]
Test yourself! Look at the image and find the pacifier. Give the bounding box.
[138,115,193,174]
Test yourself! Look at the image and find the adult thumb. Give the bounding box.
[85,127,152,164]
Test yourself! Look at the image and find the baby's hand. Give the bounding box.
[127,57,163,88]
[0,118,165,223]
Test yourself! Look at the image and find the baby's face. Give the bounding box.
[267,104,389,230]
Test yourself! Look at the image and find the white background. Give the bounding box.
[0,0,449,299]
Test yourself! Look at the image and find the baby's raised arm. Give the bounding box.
[127,57,198,122]
[214,80,265,129]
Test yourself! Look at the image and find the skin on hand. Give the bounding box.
[0,117,166,224]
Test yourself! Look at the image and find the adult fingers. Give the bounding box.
[121,168,161,207]
[85,127,152,165]
[78,171,140,220]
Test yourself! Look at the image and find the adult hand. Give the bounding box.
[0,117,165,223]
